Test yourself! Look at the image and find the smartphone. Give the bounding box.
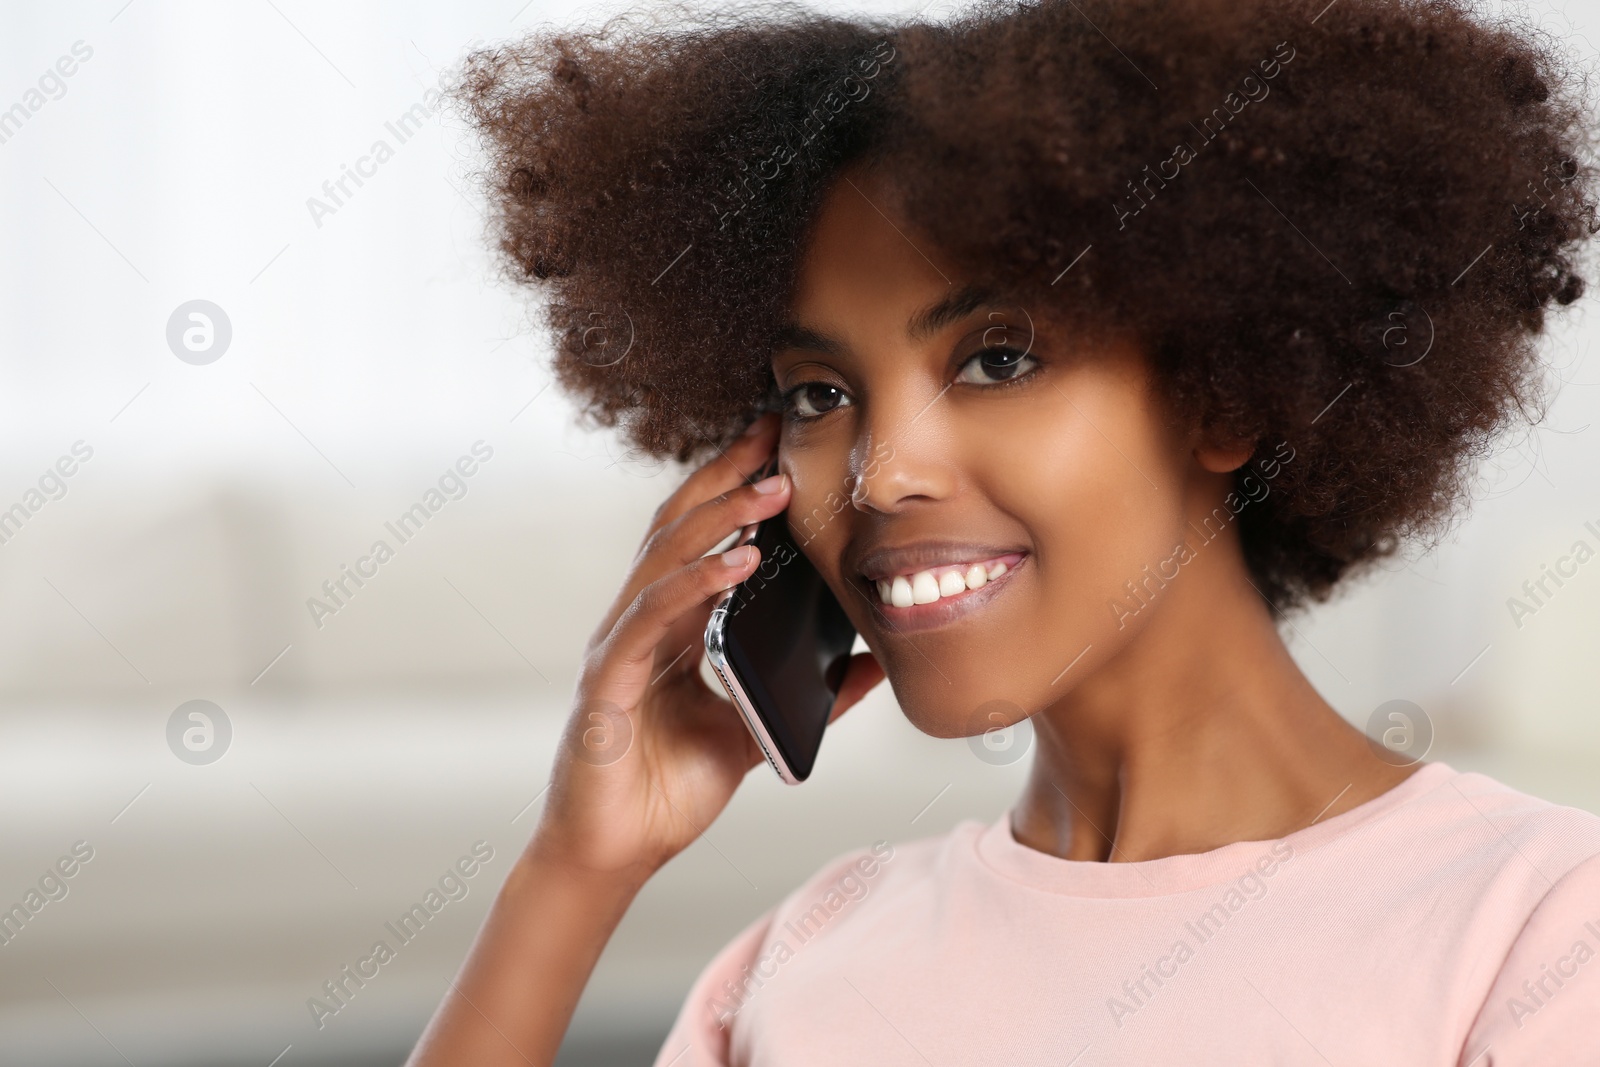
[704,457,858,783]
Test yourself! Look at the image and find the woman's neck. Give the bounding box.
[1012,535,1418,864]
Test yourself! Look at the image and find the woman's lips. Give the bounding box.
[857,552,1028,634]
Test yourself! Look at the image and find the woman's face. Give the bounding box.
[773,166,1230,737]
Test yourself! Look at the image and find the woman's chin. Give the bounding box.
[894,698,1032,743]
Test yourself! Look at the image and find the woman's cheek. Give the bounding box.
[1047,479,1177,627]
[1017,424,1191,641]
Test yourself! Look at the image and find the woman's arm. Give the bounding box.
[404,835,651,1066]
[1455,850,1600,1066]
[403,413,885,1065]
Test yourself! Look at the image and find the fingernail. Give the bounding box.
[740,416,767,437]
[752,473,787,494]
[721,545,755,567]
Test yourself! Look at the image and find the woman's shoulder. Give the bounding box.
[647,817,991,1067]
[1385,761,1600,880]
[1454,837,1600,1063]
[1315,761,1600,1062]
[1286,760,1600,953]
[768,815,991,917]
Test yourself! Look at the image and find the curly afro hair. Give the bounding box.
[449,0,1600,610]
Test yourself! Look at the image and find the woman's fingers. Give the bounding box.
[637,414,778,554]
[647,472,791,577]
[589,446,791,655]
[590,542,766,700]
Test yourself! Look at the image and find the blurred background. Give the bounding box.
[2,0,1599,1064]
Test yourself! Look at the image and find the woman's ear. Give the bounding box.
[1195,437,1256,474]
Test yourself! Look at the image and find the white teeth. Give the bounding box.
[873,558,1015,606]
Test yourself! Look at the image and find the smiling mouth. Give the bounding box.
[867,552,1026,607]
[854,552,1028,632]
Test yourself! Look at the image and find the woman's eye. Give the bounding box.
[782,347,1038,421]
[783,381,852,420]
[955,346,1039,386]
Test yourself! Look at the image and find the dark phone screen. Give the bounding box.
[722,508,857,781]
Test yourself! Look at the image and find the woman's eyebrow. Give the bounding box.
[907,282,1003,342]
[772,283,1007,358]
[771,322,848,358]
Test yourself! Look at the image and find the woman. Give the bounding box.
[410,0,1600,1061]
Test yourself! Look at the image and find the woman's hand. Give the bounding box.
[407,414,884,1066]
[531,412,885,881]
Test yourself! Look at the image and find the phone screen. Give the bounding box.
[720,502,857,781]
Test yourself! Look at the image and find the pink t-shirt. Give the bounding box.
[651,760,1600,1066]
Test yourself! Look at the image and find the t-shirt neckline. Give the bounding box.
[975,760,1457,898]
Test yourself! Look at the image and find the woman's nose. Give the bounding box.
[847,392,954,513]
